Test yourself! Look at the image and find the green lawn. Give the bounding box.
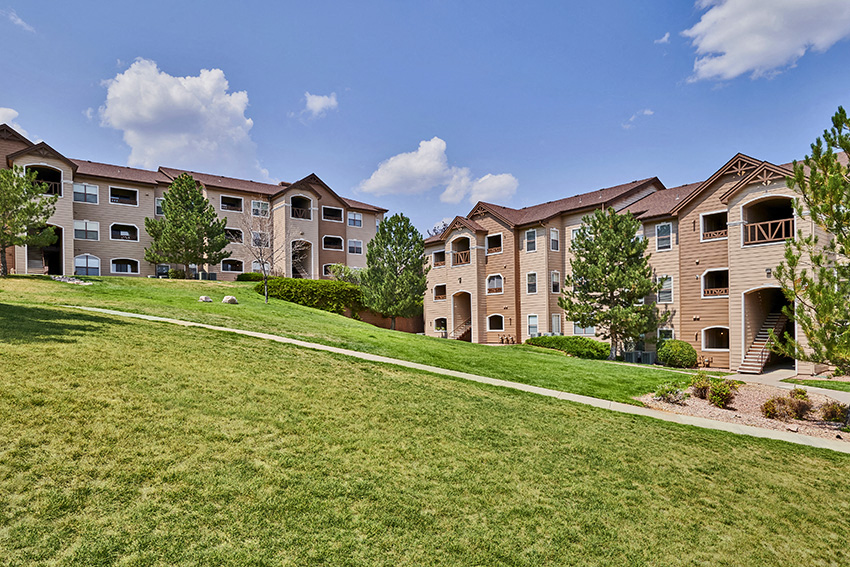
[0,276,690,404]
[785,378,850,393]
[1,303,849,566]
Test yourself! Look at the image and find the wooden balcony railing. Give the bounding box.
[452,250,470,265]
[704,287,729,296]
[433,258,446,267]
[702,229,728,240]
[221,203,242,212]
[110,196,137,205]
[487,286,502,294]
[487,246,502,254]
[744,218,793,245]
[434,293,447,301]
[111,233,137,241]
[291,207,311,219]
[39,180,61,195]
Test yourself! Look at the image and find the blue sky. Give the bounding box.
[3,1,850,232]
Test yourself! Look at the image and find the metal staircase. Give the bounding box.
[450,318,472,341]
[738,312,787,374]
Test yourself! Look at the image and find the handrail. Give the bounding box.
[450,318,471,339]
[744,218,793,245]
[753,314,787,368]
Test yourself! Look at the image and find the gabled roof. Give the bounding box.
[669,153,761,215]
[72,159,170,185]
[6,141,78,172]
[273,173,388,213]
[718,161,794,203]
[424,216,487,245]
[0,123,32,146]
[623,182,702,220]
[159,166,282,196]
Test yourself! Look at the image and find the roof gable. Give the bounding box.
[6,141,78,172]
[0,123,32,146]
[719,162,793,203]
[669,153,761,215]
[440,216,486,240]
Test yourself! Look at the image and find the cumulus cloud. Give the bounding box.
[654,32,670,44]
[683,0,850,82]
[0,107,30,139]
[303,92,338,118]
[2,9,34,32]
[358,137,518,205]
[622,108,654,130]
[98,58,270,181]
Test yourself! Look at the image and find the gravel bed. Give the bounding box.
[637,383,848,442]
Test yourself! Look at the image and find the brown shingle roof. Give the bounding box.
[340,196,388,213]
[158,166,282,195]
[623,182,702,220]
[71,159,169,185]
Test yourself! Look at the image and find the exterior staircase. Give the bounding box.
[450,318,472,341]
[738,312,787,374]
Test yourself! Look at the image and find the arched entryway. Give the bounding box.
[451,291,472,341]
[741,286,794,373]
[291,240,312,279]
[26,225,63,275]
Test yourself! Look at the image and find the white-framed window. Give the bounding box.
[487,314,505,331]
[220,195,243,212]
[486,274,503,294]
[73,220,99,241]
[486,233,503,255]
[658,328,674,341]
[574,323,595,335]
[323,235,344,250]
[434,317,447,332]
[348,211,363,227]
[702,327,730,351]
[433,284,447,301]
[73,182,98,204]
[222,259,244,272]
[225,228,243,243]
[110,258,139,274]
[252,231,270,247]
[432,250,446,267]
[526,272,537,294]
[252,260,270,273]
[551,314,561,335]
[109,187,138,206]
[109,223,139,242]
[155,197,165,216]
[348,239,363,254]
[700,210,728,242]
[550,228,559,251]
[551,271,560,294]
[701,268,729,298]
[525,229,537,252]
[156,263,170,277]
[252,200,270,217]
[527,314,539,336]
[658,275,673,304]
[656,222,672,251]
[74,254,100,276]
[322,206,343,222]
[322,264,334,276]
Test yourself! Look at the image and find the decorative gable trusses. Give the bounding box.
[6,141,79,173]
[719,162,793,204]
[437,216,487,241]
[669,153,761,215]
[0,123,32,146]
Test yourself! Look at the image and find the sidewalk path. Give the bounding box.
[69,305,850,455]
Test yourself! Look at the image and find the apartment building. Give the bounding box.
[424,153,829,375]
[0,123,386,280]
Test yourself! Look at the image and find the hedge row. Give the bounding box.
[236,272,265,282]
[525,335,610,360]
[258,277,363,314]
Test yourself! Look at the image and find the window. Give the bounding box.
[656,222,672,251]
[322,206,343,222]
[27,166,62,196]
[225,228,243,243]
[571,227,582,240]
[434,284,447,301]
[433,250,446,267]
[701,211,728,241]
[322,264,334,276]
[658,276,673,303]
[551,271,560,294]
[551,314,561,335]
[74,254,100,276]
[487,314,505,331]
[703,327,730,351]
[574,323,595,335]
[73,220,99,240]
[702,269,729,298]
[550,228,559,251]
[110,187,138,206]
[527,272,537,294]
[348,211,363,227]
[323,236,344,250]
[73,183,98,204]
[111,258,139,274]
[527,314,539,336]
[435,318,447,332]
[252,231,270,247]
[486,233,502,254]
[220,195,243,212]
[110,223,138,241]
[348,239,363,254]
[487,274,503,294]
[252,200,269,217]
[291,196,312,219]
[222,259,244,272]
[252,260,270,273]
[525,229,537,252]
[658,328,674,341]
[155,197,164,216]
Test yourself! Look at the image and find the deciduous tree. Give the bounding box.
[0,166,58,277]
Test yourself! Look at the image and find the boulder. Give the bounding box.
[198,296,212,302]
[222,296,238,304]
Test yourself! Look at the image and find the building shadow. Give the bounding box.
[0,303,128,344]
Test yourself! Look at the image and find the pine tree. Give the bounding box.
[559,207,668,359]
[0,166,58,277]
[361,213,428,330]
[772,106,850,376]
[144,173,230,277]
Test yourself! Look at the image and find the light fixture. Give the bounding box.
[765,268,772,278]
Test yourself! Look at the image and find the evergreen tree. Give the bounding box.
[361,213,428,330]
[559,207,667,359]
[0,166,58,277]
[772,106,850,376]
[144,173,230,277]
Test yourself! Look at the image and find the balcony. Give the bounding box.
[221,203,242,212]
[452,250,470,265]
[703,287,729,296]
[744,218,793,245]
[487,286,502,294]
[291,207,311,219]
[40,180,61,195]
[702,229,727,240]
[434,258,446,267]
[487,246,502,254]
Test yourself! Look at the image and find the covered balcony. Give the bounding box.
[743,197,794,246]
[26,165,62,196]
[432,250,446,267]
[110,224,138,241]
[702,269,729,297]
[451,237,471,266]
[291,196,312,220]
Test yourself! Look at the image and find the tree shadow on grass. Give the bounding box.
[0,303,129,344]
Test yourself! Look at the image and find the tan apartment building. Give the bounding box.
[424,154,830,376]
[0,123,386,280]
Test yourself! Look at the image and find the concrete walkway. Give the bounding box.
[69,305,850,455]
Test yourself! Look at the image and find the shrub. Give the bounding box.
[689,370,711,399]
[820,401,849,422]
[236,272,264,282]
[524,335,609,360]
[708,379,738,409]
[762,395,813,421]
[261,277,363,314]
[168,269,185,279]
[790,387,810,401]
[654,383,690,405]
[657,340,698,368]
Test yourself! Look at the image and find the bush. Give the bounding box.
[761,394,812,421]
[790,387,809,401]
[261,277,363,314]
[654,383,690,405]
[236,272,264,282]
[708,379,738,409]
[657,340,698,368]
[689,370,711,399]
[525,335,609,360]
[168,269,185,279]
[820,401,849,422]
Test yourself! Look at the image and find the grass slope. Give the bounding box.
[785,378,850,393]
[0,276,686,404]
[1,304,849,566]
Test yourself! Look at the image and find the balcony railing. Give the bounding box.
[110,196,137,205]
[704,287,729,296]
[39,180,61,195]
[111,233,137,241]
[702,229,728,240]
[433,259,446,267]
[487,286,503,294]
[452,250,470,265]
[434,293,447,301]
[744,218,793,245]
[487,246,502,254]
[221,203,242,212]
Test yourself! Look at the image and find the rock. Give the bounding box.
[198,296,212,302]
[786,425,799,433]
[222,296,238,304]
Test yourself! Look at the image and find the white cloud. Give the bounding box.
[2,9,34,33]
[622,108,654,130]
[683,0,850,82]
[358,137,518,205]
[303,92,338,118]
[98,58,271,181]
[0,107,30,139]
[654,32,670,44]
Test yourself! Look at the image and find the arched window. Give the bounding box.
[487,314,504,331]
[110,258,139,274]
[222,259,244,272]
[487,274,503,294]
[74,254,100,276]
